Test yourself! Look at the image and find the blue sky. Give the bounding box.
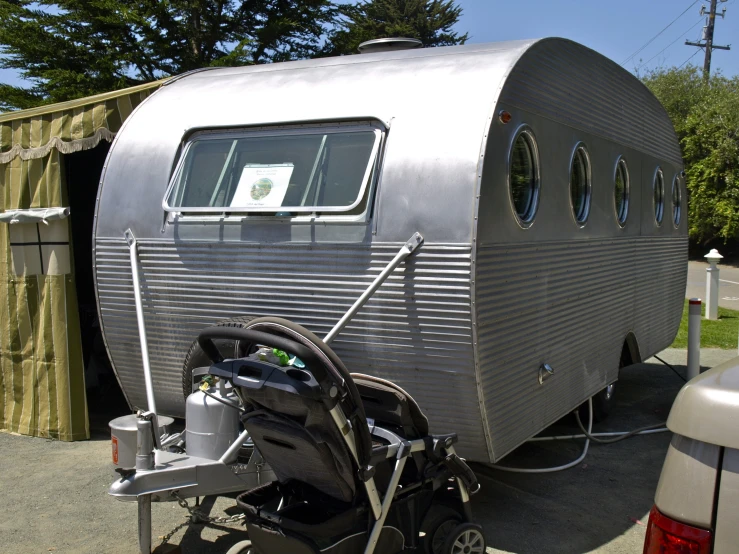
[1,0,737,88]
[454,0,737,77]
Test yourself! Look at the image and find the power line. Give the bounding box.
[678,48,702,68]
[637,17,704,70]
[622,0,699,66]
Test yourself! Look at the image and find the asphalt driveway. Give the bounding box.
[2,348,732,554]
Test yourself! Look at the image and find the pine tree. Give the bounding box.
[323,0,467,56]
[0,0,337,111]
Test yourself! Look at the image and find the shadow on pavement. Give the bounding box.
[81,358,689,553]
[467,359,687,553]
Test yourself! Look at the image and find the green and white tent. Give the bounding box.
[0,81,161,441]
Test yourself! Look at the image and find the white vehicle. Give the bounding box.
[644,356,739,554]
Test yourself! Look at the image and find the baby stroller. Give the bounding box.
[198,316,485,554]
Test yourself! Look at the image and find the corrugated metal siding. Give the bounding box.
[476,236,687,461]
[95,239,489,460]
[498,39,682,166]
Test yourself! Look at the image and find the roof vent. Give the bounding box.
[357,37,423,54]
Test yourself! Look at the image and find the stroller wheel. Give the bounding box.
[420,505,462,554]
[443,523,486,554]
[225,539,254,554]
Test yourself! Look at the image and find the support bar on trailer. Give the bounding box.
[323,232,424,345]
[125,229,161,450]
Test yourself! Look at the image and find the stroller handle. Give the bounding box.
[197,326,329,383]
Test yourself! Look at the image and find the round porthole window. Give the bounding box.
[614,157,629,227]
[508,127,540,227]
[570,144,591,225]
[653,168,665,225]
[672,175,682,226]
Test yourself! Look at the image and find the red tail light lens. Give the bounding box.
[643,505,712,554]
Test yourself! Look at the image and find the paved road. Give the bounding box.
[1,348,734,554]
[687,260,739,309]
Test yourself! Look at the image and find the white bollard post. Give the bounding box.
[705,249,723,320]
[687,298,702,380]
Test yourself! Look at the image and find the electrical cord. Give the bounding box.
[527,428,670,442]
[486,354,689,472]
[573,409,667,444]
[653,354,687,382]
[487,397,593,474]
[487,395,670,474]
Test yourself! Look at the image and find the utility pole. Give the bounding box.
[686,0,731,79]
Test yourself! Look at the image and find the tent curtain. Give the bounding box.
[0,81,160,440]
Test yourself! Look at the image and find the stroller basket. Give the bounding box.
[237,481,365,538]
[237,482,405,554]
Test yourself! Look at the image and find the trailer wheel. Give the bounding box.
[181,316,258,399]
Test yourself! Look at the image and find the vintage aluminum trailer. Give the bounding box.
[93,37,687,463]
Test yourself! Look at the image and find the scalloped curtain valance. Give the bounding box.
[0,80,163,164]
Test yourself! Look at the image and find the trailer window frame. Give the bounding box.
[672,174,682,227]
[653,167,665,226]
[569,143,592,227]
[162,121,385,216]
[507,125,541,229]
[614,157,630,227]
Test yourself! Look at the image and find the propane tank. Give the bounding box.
[186,378,240,460]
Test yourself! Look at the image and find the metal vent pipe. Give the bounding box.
[358,37,423,54]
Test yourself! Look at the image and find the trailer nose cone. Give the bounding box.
[358,37,423,54]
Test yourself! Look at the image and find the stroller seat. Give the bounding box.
[351,373,429,439]
[196,316,483,554]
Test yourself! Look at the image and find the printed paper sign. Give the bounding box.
[230,163,294,208]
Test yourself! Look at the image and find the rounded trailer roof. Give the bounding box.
[97,37,678,242]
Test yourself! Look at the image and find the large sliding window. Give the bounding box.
[164,123,383,214]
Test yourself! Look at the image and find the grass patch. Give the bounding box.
[671,299,739,349]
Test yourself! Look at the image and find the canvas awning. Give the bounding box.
[0,80,162,441]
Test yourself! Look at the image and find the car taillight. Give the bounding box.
[643,505,712,554]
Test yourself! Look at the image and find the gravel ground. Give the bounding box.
[0,348,734,554]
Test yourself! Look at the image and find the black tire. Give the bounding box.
[181,316,258,399]
[420,505,463,554]
[443,522,486,554]
[578,345,631,423]
[225,539,254,554]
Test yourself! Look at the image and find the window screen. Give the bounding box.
[165,126,381,213]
